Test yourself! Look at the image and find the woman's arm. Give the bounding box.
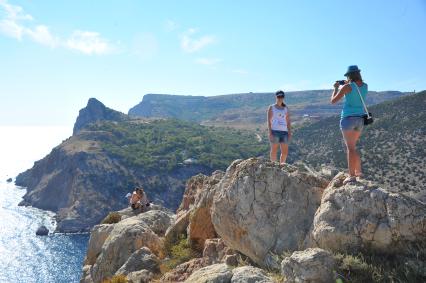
[331,83,351,104]
[286,109,292,141]
[267,106,273,138]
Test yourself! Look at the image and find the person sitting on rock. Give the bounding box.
[130,187,150,212]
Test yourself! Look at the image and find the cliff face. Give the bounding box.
[73,98,128,135]
[15,132,211,233]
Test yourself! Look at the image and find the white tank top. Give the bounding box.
[271,104,288,131]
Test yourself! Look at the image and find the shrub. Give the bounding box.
[160,234,200,273]
[101,212,121,224]
[334,253,425,283]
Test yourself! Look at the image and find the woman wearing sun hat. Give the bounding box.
[267,90,292,164]
[330,65,368,184]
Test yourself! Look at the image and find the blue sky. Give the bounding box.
[1,0,425,127]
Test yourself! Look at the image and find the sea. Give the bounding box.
[0,126,89,283]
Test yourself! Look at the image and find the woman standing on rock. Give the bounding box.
[330,65,368,184]
[267,90,292,164]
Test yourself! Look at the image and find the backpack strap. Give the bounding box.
[353,82,371,118]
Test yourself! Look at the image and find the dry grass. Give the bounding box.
[102,274,128,283]
[101,212,121,224]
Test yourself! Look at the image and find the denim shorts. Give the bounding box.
[340,116,364,131]
[270,130,289,144]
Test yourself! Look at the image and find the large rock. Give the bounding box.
[115,247,159,276]
[164,210,191,248]
[85,224,114,265]
[184,263,233,283]
[188,171,224,250]
[308,173,426,256]
[177,174,209,216]
[281,248,335,283]
[231,266,274,283]
[160,258,209,282]
[35,225,49,236]
[89,210,173,282]
[127,270,154,283]
[211,158,327,267]
[202,238,236,265]
[165,171,224,251]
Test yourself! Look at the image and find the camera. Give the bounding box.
[336,80,346,85]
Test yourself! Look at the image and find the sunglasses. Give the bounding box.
[276,95,284,99]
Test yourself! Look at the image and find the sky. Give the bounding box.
[1,0,425,128]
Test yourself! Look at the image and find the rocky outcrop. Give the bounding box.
[165,171,224,251]
[15,136,135,233]
[115,247,160,275]
[184,263,233,283]
[15,130,210,233]
[161,258,210,282]
[281,248,335,283]
[82,209,173,283]
[73,98,128,135]
[127,270,154,283]
[184,264,275,283]
[202,238,236,265]
[35,225,49,236]
[81,157,426,283]
[187,171,224,250]
[307,173,426,256]
[211,158,328,267]
[231,266,274,283]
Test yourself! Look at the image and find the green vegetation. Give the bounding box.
[334,253,425,283]
[85,119,269,172]
[292,91,426,197]
[160,234,200,273]
[101,212,121,224]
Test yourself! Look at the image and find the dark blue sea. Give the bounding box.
[0,179,89,283]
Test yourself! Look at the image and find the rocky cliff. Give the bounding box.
[15,129,211,233]
[81,158,426,282]
[16,99,266,233]
[73,98,128,135]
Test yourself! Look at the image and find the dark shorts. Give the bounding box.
[340,116,364,131]
[270,130,289,144]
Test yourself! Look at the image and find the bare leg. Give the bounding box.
[270,143,279,162]
[279,143,289,164]
[342,130,362,176]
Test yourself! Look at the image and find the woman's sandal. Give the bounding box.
[343,176,357,185]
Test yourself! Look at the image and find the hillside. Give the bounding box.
[292,91,426,201]
[15,101,268,232]
[128,90,410,129]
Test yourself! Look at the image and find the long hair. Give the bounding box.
[347,71,363,82]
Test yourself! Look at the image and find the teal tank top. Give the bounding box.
[341,82,368,118]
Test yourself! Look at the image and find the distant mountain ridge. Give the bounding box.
[128,90,411,129]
